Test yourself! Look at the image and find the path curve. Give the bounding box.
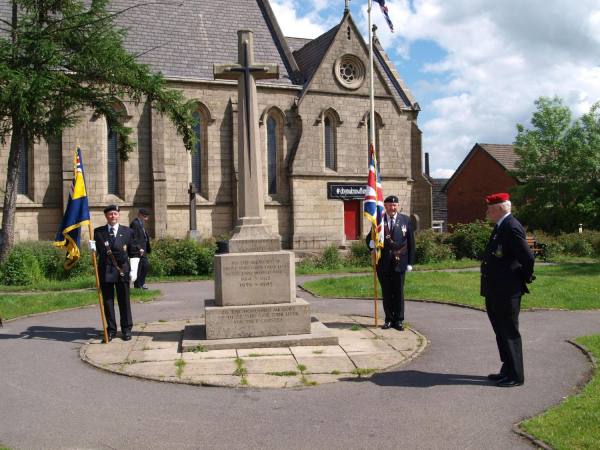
[0,278,598,449]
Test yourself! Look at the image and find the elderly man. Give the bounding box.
[88,205,140,342]
[130,208,152,290]
[481,193,535,387]
[366,195,415,330]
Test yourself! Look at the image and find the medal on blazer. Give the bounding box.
[402,224,407,236]
[123,245,127,251]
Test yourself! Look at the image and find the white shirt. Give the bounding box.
[496,213,510,228]
[108,223,120,236]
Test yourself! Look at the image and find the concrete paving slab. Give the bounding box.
[295,355,356,374]
[350,352,406,370]
[237,347,292,357]
[342,337,395,354]
[182,349,237,361]
[121,360,179,378]
[187,375,244,387]
[128,347,181,362]
[80,312,424,388]
[243,355,299,374]
[184,360,239,376]
[290,345,347,357]
[244,374,302,388]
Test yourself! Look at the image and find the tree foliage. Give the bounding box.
[510,96,600,233]
[0,0,199,262]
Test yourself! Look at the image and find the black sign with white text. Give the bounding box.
[327,183,367,200]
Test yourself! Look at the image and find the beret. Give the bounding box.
[486,193,509,205]
[103,205,120,214]
[139,208,150,216]
[384,195,399,203]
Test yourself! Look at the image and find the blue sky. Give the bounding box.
[270,0,600,178]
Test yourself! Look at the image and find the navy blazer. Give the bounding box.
[480,214,535,299]
[94,224,139,283]
[367,213,415,273]
[130,218,151,255]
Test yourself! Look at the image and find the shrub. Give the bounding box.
[415,230,455,264]
[317,246,343,270]
[146,236,217,277]
[0,245,42,285]
[447,220,494,260]
[347,239,372,267]
[556,232,595,258]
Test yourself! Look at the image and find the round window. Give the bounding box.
[334,54,365,90]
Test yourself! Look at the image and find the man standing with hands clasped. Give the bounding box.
[481,193,535,387]
[88,205,140,342]
[130,208,151,290]
[366,195,415,330]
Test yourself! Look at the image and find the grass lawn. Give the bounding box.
[0,289,161,321]
[302,263,600,310]
[521,334,600,450]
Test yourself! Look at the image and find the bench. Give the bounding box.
[526,236,547,262]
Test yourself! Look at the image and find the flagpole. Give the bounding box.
[368,0,379,328]
[88,221,109,343]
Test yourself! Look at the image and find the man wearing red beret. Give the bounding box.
[481,193,535,387]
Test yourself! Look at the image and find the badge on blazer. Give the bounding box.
[402,224,407,236]
[123,244,127,251]
[494,245,503,258]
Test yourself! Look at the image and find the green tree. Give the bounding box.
[0,0,198,263]
[511,96,600,233]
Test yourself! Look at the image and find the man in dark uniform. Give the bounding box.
[481,193,535,387]
[88,205,140,342]
[367,195,415,330]
[130,208,151,290]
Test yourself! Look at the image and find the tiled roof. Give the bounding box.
[0,0,299,86]
[425,175,447,222]
[477,143,519,172]
[292,26,339,82]
[286,37,313,52]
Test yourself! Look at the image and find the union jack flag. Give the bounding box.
[373,0,394,33]
[364,143,385,264]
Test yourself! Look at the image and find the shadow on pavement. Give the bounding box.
[0,326,99,343]
[358,369,493,387]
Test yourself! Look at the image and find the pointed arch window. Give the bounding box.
[267,116,278,195]
[107,118,119,195]
[324,116,337,171]
[18,135,29,195]
[191,112,202,195]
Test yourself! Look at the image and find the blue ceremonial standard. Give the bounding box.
[53,146,91,269]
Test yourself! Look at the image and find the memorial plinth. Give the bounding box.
[182,29,337,351]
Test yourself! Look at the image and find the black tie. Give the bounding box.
[109,227,115,245]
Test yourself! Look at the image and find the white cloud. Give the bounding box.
[269,0,327,39]
[430,168,454,179]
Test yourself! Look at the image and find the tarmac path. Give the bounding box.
[0,277,598,450]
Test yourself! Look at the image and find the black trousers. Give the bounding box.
[485,296,524,382]
[377,269,406,323]
[134,255,149,288]
[101,281,133,334]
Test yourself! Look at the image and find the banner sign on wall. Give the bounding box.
[327,183,367,200]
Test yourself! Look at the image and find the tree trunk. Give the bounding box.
[0,127,22,264]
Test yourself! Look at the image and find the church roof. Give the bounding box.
[292,26,340,83]
[0,0,301,86]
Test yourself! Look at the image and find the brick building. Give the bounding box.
[442,143,519,230]
[0,0,431,249]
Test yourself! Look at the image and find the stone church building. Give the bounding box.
[0,0,432,249]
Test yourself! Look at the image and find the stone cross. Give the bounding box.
[214,30,278,221]
[188,182,197,231]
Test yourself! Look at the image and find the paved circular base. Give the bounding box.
[81,312,427,388]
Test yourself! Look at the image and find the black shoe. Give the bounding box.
[122,332,132,341]
[497,378,524,387]
[381,321,393,329]
[488,372,509,380]
[102,332,115,343]
[393,322,405,331]
[141,285,149,290]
